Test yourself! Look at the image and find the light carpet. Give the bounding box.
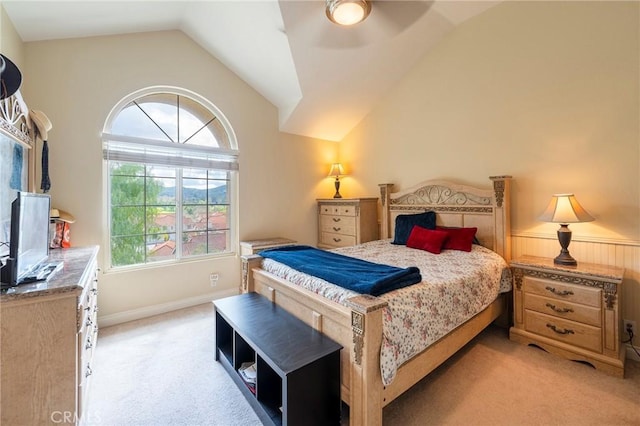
[85,303,640,426]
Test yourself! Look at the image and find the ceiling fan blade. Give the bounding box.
[370,0,433,34]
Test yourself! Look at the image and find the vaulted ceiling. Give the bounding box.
[3,1,499,141]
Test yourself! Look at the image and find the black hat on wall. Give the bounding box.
[0,54,22,100]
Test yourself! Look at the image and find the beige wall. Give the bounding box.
[341,2,640,335]
[0,5,24,69]
[20,30,337,320]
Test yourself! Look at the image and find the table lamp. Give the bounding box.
[539,193,594,266]
[328,163,345,198]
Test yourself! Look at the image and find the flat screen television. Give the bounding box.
[1,192,51,287]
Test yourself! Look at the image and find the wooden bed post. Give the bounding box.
[378,183,393,239]
[240,255,262,293]
[489,176,512,262]
[346,295,388,426]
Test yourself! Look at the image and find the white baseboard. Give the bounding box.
[98,288,238,328]
[626,344,640,362]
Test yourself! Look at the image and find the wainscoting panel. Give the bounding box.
[512,234,640,361]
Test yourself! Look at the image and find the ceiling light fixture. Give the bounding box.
[326,0,371,26]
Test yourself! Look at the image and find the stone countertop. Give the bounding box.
[510,255,624,283]
[1,246,99,302]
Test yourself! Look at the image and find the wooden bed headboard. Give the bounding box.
[379,176,512,261]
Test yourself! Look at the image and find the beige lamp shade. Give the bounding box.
[328,163,345,177]
[538,194,594,224]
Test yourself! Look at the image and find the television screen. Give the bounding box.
[1,192,51,285]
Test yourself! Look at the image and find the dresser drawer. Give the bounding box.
[319,204,357,217]
[524,293,601,327]
[525,310,602,353]
[317,198,378,249]
[320,232,356,247]
[525,276,601,308]
[320,215,356,235]
[78,292,98,387]
[76,259,98,419]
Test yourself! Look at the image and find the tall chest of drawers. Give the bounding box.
[317,198,378,249]
[509,255,625,377]
[1,246,99,425]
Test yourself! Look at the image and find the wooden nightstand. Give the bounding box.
[509,255,625,377]
[317,198,378,249]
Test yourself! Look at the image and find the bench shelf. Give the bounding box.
[214,293,342,425]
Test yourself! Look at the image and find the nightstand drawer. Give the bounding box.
[525,310,602,353]
[320,215,356,235]
[525,276,601,308]
[320,232,356,247]
[524,293,601,327]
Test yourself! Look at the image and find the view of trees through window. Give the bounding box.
[110,162,230,267]
[104,90,236,268]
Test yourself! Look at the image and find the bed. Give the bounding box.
[241,176,512,425]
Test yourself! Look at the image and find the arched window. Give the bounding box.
[102,87,238,269]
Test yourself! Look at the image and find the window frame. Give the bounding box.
[101,86,239,271]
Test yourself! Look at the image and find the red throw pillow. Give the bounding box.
[437,226,478,252]
[406,226,449,254]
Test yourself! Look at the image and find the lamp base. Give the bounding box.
[553,251,577,266]
[333,178,342,198]
[554,224,577,266]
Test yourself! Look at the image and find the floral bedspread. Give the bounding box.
[261,239,511,386]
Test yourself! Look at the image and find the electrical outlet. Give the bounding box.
[624,320,636,337]
[209,273,219,287]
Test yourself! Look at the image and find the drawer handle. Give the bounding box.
[86,364,93,378]
[91,288,98,295]
[333,238,342,242]
[85,338,93,350]
[332,218,341,222]
[332,227,341,232]
[546,323,575,335]
[545,303,574,314]
[545,286,574,297]
[85,317,93,327]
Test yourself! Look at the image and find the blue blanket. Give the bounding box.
[260,245,422,296]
